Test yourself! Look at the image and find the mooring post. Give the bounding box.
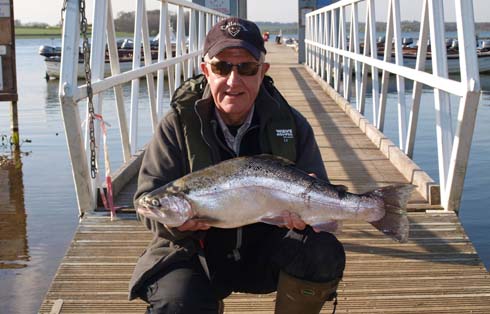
[9,100,19,151]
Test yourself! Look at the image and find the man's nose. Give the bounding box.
[226,67,241,85]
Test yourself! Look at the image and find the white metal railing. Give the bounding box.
[59,0,228,215]
[305,0,481,212]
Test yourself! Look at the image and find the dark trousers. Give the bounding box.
[140,225,345,314]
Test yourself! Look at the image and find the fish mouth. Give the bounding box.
[137,206,162,219]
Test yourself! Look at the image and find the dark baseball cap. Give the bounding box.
[203,17,266,61]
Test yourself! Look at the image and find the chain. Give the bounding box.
[79,0,97,179]
[61,0,67,26]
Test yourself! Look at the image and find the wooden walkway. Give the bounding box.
[39,44,490,314]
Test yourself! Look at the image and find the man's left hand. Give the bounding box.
[280,172,322,232]
[280,210,307,230]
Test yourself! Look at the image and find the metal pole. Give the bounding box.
[238,0,247,19]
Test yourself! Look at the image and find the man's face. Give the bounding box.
[200,48,270,125]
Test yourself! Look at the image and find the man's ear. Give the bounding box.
[200,62,209,76]
[261,63,270,76]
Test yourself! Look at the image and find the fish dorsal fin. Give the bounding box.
[253,154,295,166]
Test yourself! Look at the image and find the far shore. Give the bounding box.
[15,26,63,38]
[14,26,132,39]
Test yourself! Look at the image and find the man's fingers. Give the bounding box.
[290,212,306,230]
[280,211,306,230]
[177,220,210,231]
[176,220,195,231]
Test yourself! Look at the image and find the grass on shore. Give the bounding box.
[15,26,63,38]
[14,26,133,39]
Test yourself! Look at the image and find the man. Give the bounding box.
[129,17,345,314]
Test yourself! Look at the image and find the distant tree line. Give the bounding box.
[251,21,490,36]
[114,10,189,36]
[14,20,52,28]
[363,21,490,35]
[14,16,490,37]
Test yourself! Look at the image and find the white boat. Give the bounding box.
[43,54,152,80]
[394,47,490,74]
[375,38,490,74]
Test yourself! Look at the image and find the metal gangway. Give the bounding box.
[304,0,481,213]
[59,0,480,217]
[41,0,490,313]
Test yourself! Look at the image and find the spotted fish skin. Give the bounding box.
[137,155,414,242]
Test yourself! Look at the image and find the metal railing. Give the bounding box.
[305,0,481,212]
[59,0,227,215]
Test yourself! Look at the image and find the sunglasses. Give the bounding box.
[207,61,263,76]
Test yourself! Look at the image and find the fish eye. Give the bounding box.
[151,199,160,207]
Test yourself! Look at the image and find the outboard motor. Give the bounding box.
[445,38,453,48]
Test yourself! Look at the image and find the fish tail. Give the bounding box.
[369,184,415,243]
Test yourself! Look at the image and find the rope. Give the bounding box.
[93,114,117,220]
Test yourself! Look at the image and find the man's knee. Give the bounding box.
[141,263,220,314]
[279,227,346,282]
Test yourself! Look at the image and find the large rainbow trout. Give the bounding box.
[137,155,415,242]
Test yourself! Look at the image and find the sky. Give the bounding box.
[11,0,489,25]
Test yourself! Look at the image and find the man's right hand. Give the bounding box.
[177,219,211,232]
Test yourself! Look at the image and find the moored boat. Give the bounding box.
[39,36,177,80]
[375,37,490,74]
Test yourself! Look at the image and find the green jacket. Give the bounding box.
[129,76,328,299]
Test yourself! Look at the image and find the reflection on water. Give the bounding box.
[44,80,60,111]
[0,152,28,269]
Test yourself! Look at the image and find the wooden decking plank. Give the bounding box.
[39,43,489,314]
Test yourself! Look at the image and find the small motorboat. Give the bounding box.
[39,36,176,80]
[374,37,490,74]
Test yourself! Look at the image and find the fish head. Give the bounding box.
[137,194,192,227]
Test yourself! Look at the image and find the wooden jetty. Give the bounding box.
[39,44,490,314]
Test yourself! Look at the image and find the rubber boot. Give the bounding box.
[274,271,340,314]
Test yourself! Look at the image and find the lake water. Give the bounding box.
[0,37,489,314]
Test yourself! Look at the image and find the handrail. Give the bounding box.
[305,0,481,212]
[59,0,228,215]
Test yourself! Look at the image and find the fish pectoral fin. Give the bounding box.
[192,216,222,225]
[259,215,288,226]
[310,220,342,233]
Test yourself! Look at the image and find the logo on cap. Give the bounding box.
[221,21,248,37]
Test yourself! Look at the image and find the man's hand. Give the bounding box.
[280,172,322,232]
[280,210,307,230]
[176,220,211,232]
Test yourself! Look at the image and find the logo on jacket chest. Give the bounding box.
[276,129,294,143]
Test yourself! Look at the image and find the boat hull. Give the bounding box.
[400,51,490,74]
